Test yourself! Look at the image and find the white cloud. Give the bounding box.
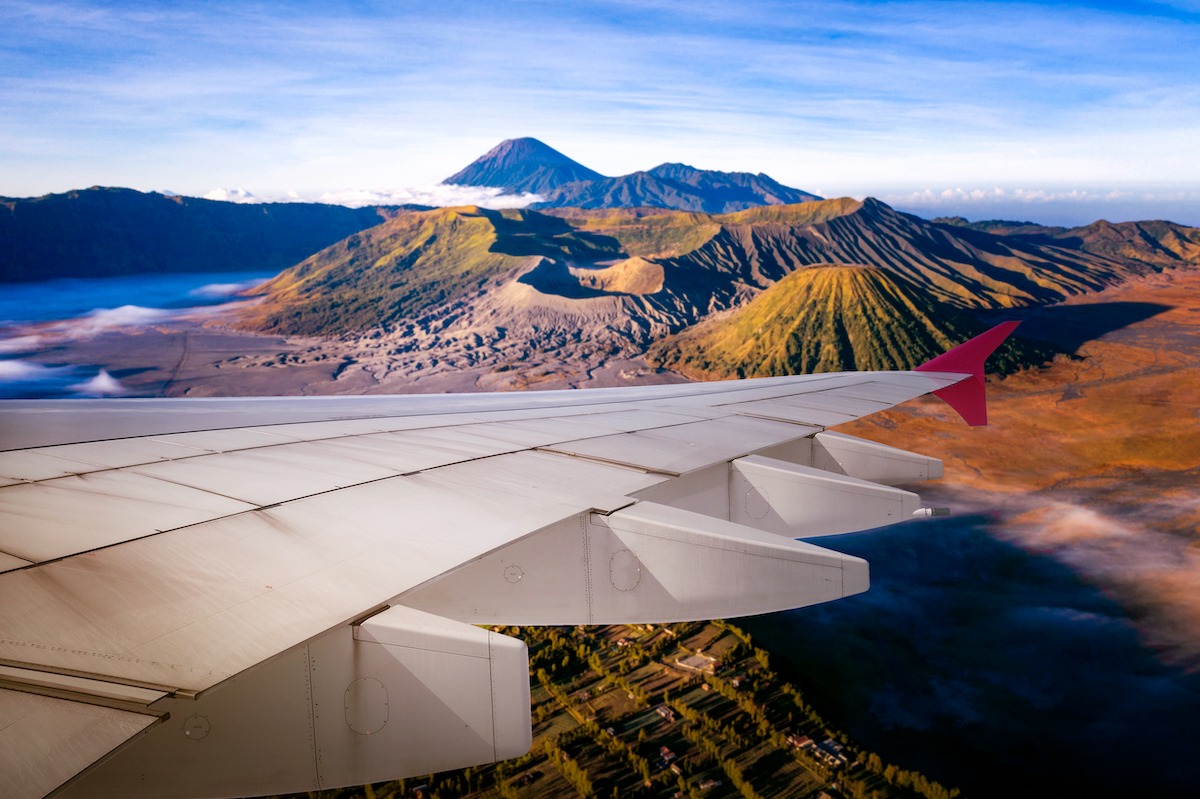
[61,305,174,336]
[196,184,542,209]
[0,359,67,381]
[319,185,542,209]
[189,278,268,298]
[942,489,1200,666]
[70,368,130,397]
[202,187,258,202]
[884,187,1131,208]
[0,334,45,354]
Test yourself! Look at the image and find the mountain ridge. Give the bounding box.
[443,138,821,213]
[233,198,1198,382]
[533,163,821,213]
[0,187,409,283]
[935,215,1200,267]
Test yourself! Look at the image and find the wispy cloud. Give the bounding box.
[73,305,174,333]
[0,358,133,398]
[0,358,68,381]
[200,184,542,209]
[2,1,1198,222]
[0,334,45,354]
[188,278,271,298]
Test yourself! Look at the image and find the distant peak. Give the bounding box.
[443,137,605,193]
[486,137,568,161]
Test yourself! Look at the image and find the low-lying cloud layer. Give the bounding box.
[194,182,1200,227]
[0,274,265,398]
[744,506,1200,799]
[1001,497,1200,665]
[0,358,129,399]
[72,305,175,333]
[200,184,543,210]
[188,278,269,299]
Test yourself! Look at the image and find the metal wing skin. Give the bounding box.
[0,324,1015,799]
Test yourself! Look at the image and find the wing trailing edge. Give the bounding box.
[916,321,1020,426]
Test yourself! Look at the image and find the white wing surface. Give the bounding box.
[0,325,1016,798]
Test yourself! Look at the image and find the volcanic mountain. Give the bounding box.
[443,138,821,212]
[236,197,1195,381]
[0,187,407,282]
[533,163,821,213]
[442,137,604,194]
[240,205,626,335]
[552,198,1168,309]
[646,266,1042,378]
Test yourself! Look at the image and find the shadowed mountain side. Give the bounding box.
[442,137,604,194]
[984,301,1172,355]
[0,187,408,283]
[549,198,1159,313]
[647,266,1046,378]
[1042,220,1200,266]
[668,198,1147,309]
[647,162,820,205]
[489,253,734,349]
[517,258,665,299]
[533,164,821,213]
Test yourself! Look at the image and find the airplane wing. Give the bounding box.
[0,323,1017,799]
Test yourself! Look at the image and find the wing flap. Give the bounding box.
[0,688,160,799]
[401,501,869,625]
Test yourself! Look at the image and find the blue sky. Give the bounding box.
[2,0,1198,224]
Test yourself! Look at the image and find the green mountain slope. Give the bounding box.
[648,266,984,377]
[240,206,625,335]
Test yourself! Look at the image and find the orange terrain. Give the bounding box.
[843,268,1200,667]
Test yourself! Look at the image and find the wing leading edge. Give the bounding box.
[0,323,1017,798]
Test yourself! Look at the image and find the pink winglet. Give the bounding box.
[914,321,1020,426]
